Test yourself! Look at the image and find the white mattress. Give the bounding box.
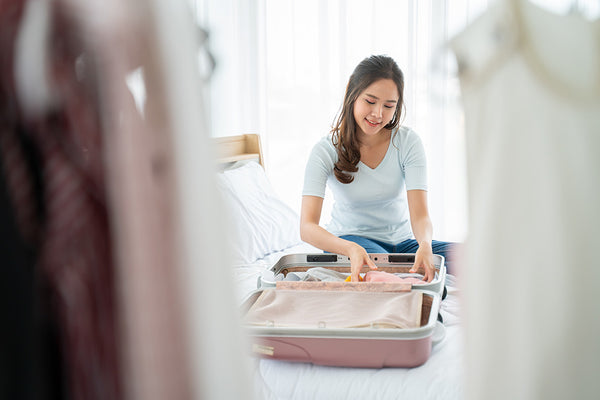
[234,242,465,400]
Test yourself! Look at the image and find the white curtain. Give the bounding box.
[193,0,496,242]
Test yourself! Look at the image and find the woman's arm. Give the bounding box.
[300,195,376,281]
[407,189,436,282]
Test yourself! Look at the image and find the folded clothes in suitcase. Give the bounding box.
[258,253,447,298]
[241,280,444,368]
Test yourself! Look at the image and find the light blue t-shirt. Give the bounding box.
[302,126,428,244]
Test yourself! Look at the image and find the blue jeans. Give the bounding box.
[339,235,455,274]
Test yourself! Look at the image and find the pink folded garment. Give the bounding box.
[365,271,426,285]
[245,289,423,329]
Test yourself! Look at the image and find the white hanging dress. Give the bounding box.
[451,1,600,399]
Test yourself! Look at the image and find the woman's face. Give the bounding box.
[352,78,399,138]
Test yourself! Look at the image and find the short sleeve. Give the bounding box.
[302,137,336,198]
[399,129,428,191]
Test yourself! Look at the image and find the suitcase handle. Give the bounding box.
[306,254,338,262]
[388,254,415,263]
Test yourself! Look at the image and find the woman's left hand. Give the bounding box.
[409,243,436,282]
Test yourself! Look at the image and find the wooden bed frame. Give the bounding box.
[213,134,264,168]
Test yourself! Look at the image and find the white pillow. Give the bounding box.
[217,161,301,264]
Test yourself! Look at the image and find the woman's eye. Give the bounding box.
[384,105,394,109]
[365,99,375,105]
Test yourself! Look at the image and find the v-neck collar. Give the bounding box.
[358,135,393,171]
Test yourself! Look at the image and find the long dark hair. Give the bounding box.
[331,55,404,184]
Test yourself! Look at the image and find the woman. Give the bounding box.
[300,55,452,282]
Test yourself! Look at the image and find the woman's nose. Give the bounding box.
[371,105,383,118]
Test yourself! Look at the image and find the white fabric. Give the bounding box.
[451,1,600,399]
[302,126,427,244]
[217,162,301,264]
[232,241,320,304]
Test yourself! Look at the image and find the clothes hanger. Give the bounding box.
[14,0,57,118]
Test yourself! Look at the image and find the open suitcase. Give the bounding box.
[241,253,446,368]
[259,252,447,298]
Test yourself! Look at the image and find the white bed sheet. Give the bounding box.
[234,242,464,400]
[232,241,321,304]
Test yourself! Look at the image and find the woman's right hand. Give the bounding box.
[348,243,377,282]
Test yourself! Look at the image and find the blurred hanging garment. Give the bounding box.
[451,1,600,400]
[3,0,258,398]
[1,0,122,398]
[1,1,60,400]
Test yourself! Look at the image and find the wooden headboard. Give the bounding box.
[213,134,264,168]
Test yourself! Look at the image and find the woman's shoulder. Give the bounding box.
[308,134,337,164]
[315,134,335,147]
[392,126,422,147]
[312,134,336,154]
[392,125,419,141]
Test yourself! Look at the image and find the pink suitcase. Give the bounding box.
[242,269,443,368]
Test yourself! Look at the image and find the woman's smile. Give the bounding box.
[365,118,381,127]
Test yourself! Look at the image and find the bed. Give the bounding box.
[214,134,464,400]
